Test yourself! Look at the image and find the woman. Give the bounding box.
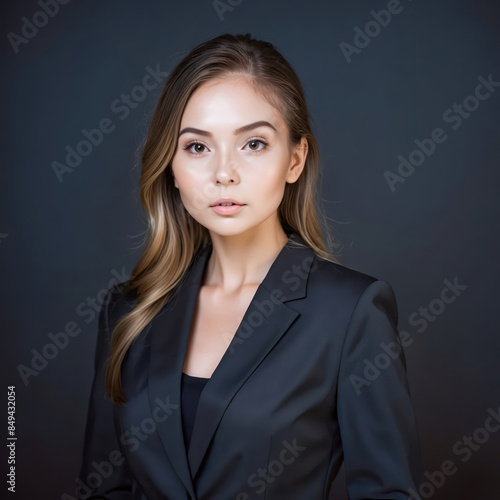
[78,33,424,499]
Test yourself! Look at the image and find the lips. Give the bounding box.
[210,198,245,207]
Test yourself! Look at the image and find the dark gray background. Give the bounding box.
[1,0,499,498]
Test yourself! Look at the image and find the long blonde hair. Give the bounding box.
[106,33,342,405]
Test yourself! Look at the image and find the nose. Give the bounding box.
[214,150,240,185]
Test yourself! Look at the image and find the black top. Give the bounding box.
[181,372,209,454]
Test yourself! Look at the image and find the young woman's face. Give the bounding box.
[171,75,305,238]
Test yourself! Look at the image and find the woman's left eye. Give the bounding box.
[244,138,269,152]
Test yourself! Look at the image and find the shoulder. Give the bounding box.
[310,254,378,297]
[308,254,398,322]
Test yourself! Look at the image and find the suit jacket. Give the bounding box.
[78,232,425,499]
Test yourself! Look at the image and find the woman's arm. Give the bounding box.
[77,284,135,499]
[337,280,425,499]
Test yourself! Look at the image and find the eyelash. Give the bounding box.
[182,137,269,156]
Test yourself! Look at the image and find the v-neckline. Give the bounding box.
[182,372,210,382]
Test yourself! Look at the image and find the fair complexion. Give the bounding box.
[171,75,308,294]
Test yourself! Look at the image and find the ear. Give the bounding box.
[285,136,308,184]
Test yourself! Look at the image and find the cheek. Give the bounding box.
[174,169,214,213]
[172,154,192,185]
[247,164,288,204]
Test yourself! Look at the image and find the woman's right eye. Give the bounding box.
[183,142,208,155]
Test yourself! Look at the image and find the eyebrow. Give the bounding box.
[178,120,277,138]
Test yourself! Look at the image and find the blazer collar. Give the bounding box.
[147,231,316,496]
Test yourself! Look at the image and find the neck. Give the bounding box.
[204,223,289,293]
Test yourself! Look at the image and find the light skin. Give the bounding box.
[171,74,309,294]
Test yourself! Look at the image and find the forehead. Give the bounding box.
[180,76,284,131]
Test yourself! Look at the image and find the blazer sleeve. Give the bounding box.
[337,280,425,499]
[77,284,135,499]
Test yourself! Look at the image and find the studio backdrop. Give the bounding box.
[1,0,499,498]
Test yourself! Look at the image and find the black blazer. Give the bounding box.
[78,232,424,499]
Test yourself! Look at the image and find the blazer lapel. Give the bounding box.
[147,232,316,492]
